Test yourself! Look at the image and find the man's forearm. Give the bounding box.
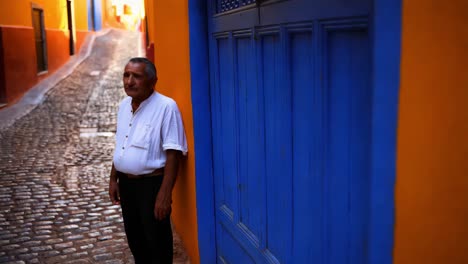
[160,150,180,195]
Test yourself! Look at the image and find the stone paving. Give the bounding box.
[0,29,189,264]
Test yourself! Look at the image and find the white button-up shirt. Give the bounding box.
[113,92,188,175]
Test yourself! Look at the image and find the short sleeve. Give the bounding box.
[161,101,188,155]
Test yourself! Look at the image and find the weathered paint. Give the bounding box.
[394,1,468,263]
[145,1,200,263]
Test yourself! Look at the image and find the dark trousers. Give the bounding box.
[119,173,173,264]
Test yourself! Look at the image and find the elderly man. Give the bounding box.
[108,57,187,264]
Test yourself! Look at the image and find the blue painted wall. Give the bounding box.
[188,0,217,263]
[88,0,102,31]
[368,0,402,263]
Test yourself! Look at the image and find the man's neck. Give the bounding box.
[131,91,154,113]
[131,101,140,113]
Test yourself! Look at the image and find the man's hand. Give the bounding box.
[153,149,181,220]
[109,164,120,205]
[109,180,120,205]
[154,190,172,220]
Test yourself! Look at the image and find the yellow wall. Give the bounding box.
[74,0,88,31]
[31,0,68,30]
[0,0,68,28]
[394,1,468,264]
[146,1,200,263]
[0,0,88,31]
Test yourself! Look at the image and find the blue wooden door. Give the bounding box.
[208,0,373,263]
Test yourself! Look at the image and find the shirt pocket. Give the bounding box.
[130,123,152,149]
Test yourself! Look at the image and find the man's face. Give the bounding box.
[123,62,154,102]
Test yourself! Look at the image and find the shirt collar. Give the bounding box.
[131,91,157,114]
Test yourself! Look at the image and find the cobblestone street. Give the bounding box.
[0,30,189,264]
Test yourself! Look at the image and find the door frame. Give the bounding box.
[66,0,75,55]
[31,4,48,73]
[188,0,402,263]
[0,28,6,104]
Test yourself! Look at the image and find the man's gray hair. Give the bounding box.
[128,57,158,82]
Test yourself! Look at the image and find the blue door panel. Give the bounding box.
[217,208,271,263]
[211,36,227,211]
[208,1,375,263]
[346,30,371,264]
[236,35,265,245]
[325,26,371,264]
[217,36,239,219]
[290,29,324,263]
[262,30,294,264]
[217,224,256,264]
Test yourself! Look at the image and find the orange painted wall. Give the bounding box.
[0,0,90,105]
[0,1,41,104]
[0,1,31,26]
[45,29,70,72]
[394,1,468,264]
[75,30,89,54]
[0,26,37,103]
[146,1,200,263]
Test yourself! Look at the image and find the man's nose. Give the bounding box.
[127,75,135,84]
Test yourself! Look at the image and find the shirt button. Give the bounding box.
[122,147,125,149]
[126,135,128,138]
[129,124,132,127]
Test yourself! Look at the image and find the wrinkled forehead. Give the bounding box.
[124,62,146,73]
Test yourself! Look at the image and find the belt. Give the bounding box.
[122,167,164,179]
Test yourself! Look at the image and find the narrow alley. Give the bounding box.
[0,29,189,264]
